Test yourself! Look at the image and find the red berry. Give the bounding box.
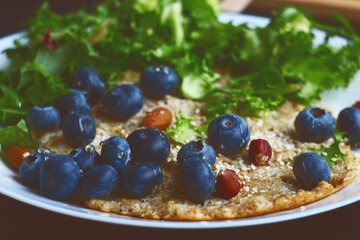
[3,146,32,169]
[249,139,272,166]
[216,169,243,199]
[353,101,360,110]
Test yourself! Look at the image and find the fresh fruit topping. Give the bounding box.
[80,164,118,198]
[139,65,178,99]
[216,169,243,200]
[294,107,335,143]
[337,107,360,147]
[178,157,215,202]
[73,66,106,106]
[103,84,144,120]
[248,139,272,166]
[127,128,170,166]
[293,152,331,190]
[39,155,81,200]
[26,105,61,131]
[56,89,91,118]
[100,136,131,170]
[353,101,360,110]
[62,112,96,147]
[302,128,346,168]
[207,113,250,157]
[177,140,216,167]
[141,107,172,131]
[118,162,163,198]
[19,147,55,187]
[3,146,31,169]
[68,144,99,172]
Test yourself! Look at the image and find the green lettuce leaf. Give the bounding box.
[0,119,36,150]
[166,112,205,144]
[0,1,360,128]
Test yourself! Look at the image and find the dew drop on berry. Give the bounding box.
[85,144,95,153]
[37,147,50,155]
[117,150,125,159]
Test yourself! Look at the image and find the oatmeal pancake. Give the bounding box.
[33,84,360,220]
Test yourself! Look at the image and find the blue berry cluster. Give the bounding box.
[293,105,360,147]
[58,66,108,147]
[21,65,182,201]
[26,65,179,147]
[19,145,112,200]
[175,113,251,202]
[26,66,105,147]
[293,105,360,190]
[177,140,216,202]
[25,64,360,202]
[19,127,170,200]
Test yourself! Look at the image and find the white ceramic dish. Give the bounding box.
[1,12,360,229]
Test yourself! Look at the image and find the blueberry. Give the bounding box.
[73,66,106,106]
[57,89,91,117]
[102,135,127,145]
[178,157,215,202]
[19,147,55,187]
[177,140,216,167]
[139,65,178,99]
[337,107,360,147]
[103,84,144,120]
[100,136,131,170]
[126,128,170,165]
[80,165,118,198]
[207,113,250,156]
[293,152,331,190]
[118,162,163,198]
[26,105,61,131]
[68,144,99,172]
[39,155,81,200]
[62,112,96,147]
[294,107,335,143]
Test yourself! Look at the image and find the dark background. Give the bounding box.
[1,1,360,239]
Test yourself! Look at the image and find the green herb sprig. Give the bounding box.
[298,128,348,168]
[166,112,206,144]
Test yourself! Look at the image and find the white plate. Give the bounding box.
[1,13,360,229]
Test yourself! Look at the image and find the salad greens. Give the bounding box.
[0,119,36,150]
[0,0,360,146]
[166,112,207,144]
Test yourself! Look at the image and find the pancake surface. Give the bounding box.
[33,71,360,220]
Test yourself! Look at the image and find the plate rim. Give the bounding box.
[2,183,360,229]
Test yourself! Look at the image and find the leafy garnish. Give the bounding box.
[300,128,348,168]
[166,112,205,144]
[200,7,360,119]
[0,1,359,125]
[0,119,36,150]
